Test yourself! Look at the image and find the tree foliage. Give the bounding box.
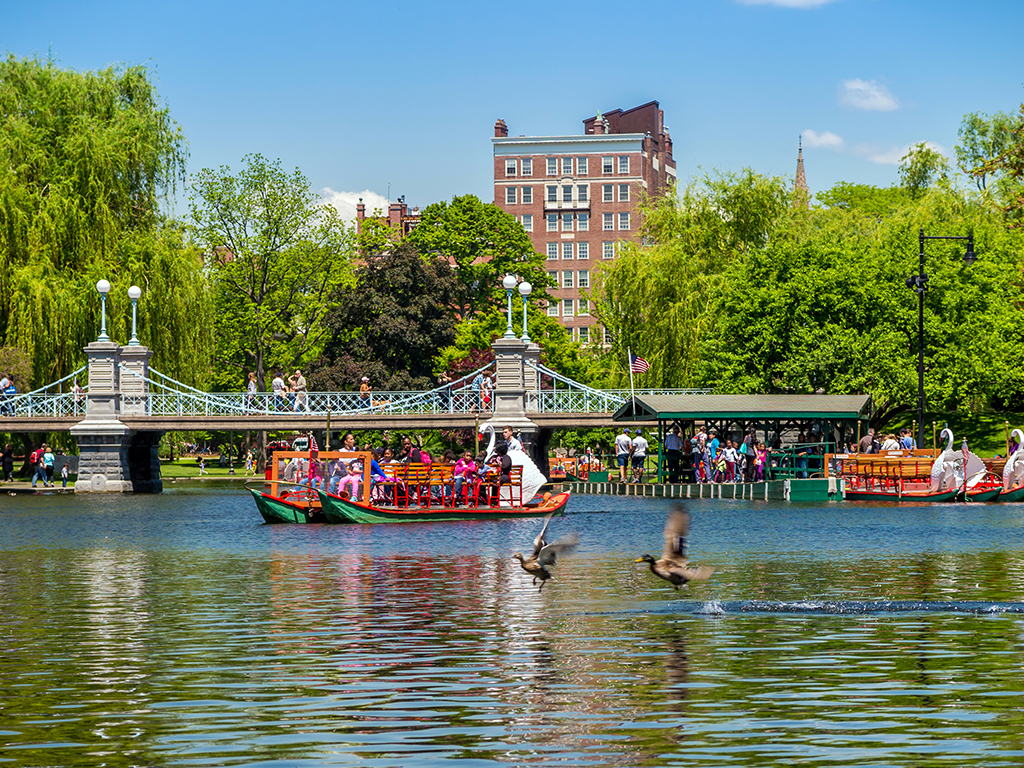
[956,110,1016,191]
[593,170,791,387]
[816,182,908,218]
[306,242,460,391]
[0,55,210,387]
[899,143,950,199]
[189,154,354,390]
[406,194,551,320]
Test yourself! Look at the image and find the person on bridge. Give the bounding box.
[245,372,257,414]
[272,371,288,412]
[471,372,484,411]
[359,376,372,409]
[290,370,308,412]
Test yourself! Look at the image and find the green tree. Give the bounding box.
[188,154,355,391]
[976,103,1024,224]
[0,55,210,387]
[593,170,791,387]
[955,111,1016,191]
[307,242,460,391]
[406,194,551,320]
[899,143,950,199]
[816,182,908,217]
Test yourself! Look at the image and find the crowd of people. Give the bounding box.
[278,426,525,507]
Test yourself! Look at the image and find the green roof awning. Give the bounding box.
[612,394,871,422]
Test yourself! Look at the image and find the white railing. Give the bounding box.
[0,366,88,418]
[525,361,709,413]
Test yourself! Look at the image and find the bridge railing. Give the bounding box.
[0,366,88,418]
[525,361,710,413]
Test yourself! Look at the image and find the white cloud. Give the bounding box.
[737,0,837,7]
[802,129,844,150]
[320,188,390,224]
[850,141,947,165]
[839,79,900,111]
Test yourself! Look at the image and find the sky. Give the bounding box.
[5,0,1023,221]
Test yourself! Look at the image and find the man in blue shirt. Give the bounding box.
[706,430,720,483]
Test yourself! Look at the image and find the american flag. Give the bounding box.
[629,352,650,374]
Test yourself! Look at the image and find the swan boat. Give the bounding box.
[841,428,990,502]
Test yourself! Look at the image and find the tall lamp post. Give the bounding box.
[502,274,517,339]
[906,228,976,448]
[127,285,142,345]
[96,279,111,341]
[518,281,532,343]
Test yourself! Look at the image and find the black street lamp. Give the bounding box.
[906,228,976,448]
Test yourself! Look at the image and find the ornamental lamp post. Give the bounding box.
[905,229,976,449]
[518,281,532,343]
[502,274,518,339]
[96,279,111,342]
[127,285,142,346]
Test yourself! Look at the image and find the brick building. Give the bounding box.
[355,195,420,237]
[492,101,676,344]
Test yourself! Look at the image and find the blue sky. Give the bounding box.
[5,0,1023,220]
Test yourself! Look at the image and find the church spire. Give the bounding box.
[794,136,809,207]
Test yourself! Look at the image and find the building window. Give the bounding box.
[618,155,629,174]
[602,184,613,202]
[547,185,558,202]
[547,214,558,232]
[548,270,558,284]
[506,187,517,204]
[548,302,559,317]
[578,270,589,289]
[561,157,573,176]
[578,299,589,316]
[619,212,630,230]
[602,157,614,174]
[577,242,589,259]
[522,214,533,232]
[561,213,573,231]
[546,158,558,176]
[577,157,588,175]
[603,213,614,231]
[577,184,588,201]
[521,158,532,176]
[562,242,574,259]
[562,185,573,202]
[562,270,573,289]
[563,298,574,317]
[603,326,611,344]
[547,243,558,260]
[505,159,517,176]
[579,326,590,343]
[619,183,630,202]
[577,212,589,231]
[522,186,533,204]
[603,241,615,259]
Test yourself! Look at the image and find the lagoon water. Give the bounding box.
[3,486,1024,766]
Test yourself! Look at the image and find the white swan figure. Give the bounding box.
[479,423,548,506]
[1003,429,1024,491]
[929,428,958,492]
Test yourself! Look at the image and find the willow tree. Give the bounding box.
[593,170,791,387]
[0,55,212,389]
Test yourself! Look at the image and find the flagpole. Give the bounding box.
[628,346,636,417]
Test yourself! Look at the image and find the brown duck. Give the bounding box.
[513,512,579,591]
[636,506,715,589]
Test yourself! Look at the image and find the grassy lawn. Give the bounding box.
[160,457,255,478]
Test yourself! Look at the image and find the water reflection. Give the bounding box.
[4,493,1024,765]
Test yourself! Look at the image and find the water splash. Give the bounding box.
[697,599,1024,616]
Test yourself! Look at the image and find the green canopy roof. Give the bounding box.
[613,394,871,422]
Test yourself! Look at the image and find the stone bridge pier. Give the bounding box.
[71,340,162,493]
[487,337,551,477]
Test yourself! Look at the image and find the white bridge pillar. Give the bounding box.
[71,341,162,493]
[487,337,540,464]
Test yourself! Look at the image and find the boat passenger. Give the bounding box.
[880,433,900,451]
[450,450,476,506]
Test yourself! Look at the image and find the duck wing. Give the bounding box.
[537,533,580,568]
[671,563,715,582]
[532,512,555,557]
[662,508,691,563]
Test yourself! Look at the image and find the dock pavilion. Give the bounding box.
[612,394,872,482]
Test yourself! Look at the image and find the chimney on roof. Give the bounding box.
[593,111,605,135]
[356,197,366,220]
[494,119,508,138]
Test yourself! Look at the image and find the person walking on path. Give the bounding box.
[61,463,69,488]
[244,451,255,477]
[2,444,13,482]
[199,457,208,475]
[615,427,632,482]
[43,446,55,487]
[31,446,46,488]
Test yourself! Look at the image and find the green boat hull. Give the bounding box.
[249,488,323,524]
[965,487,1003,502]
[317,489,569,524]
[999,486,1024,502]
